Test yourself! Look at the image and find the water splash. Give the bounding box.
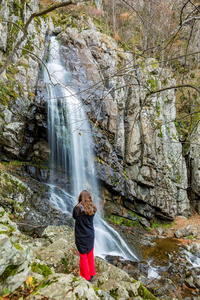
[44,36,138,261]
[184,250,200,269]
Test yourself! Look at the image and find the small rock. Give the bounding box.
[156,227,165,236]
[184,278,196,289]
[174,228,185,238]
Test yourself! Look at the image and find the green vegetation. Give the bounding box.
[0,265,18,282]
[138,282,157,300]
[3,288,10,295]
[106,214,143,228]
[93,286,99,292]
[14,243,23,251]
[72,277,78,282]
[61,257,69,274]
[31,262,53,278]
[162,222,175,229]
[109,288,118,299]
[186,235,194,239]
[151,221,160,228]
[0,79,18,105]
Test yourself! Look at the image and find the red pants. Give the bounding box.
[78,247,95,281]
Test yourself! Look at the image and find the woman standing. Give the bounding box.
[73,190,97,281]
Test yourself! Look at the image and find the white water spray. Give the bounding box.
[44,36,138,261]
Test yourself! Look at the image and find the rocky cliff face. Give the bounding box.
[0,2,197,222]
[0,0,50,160]
[187,126,200,214]
[55,22,190,221]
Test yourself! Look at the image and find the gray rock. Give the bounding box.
[184,278,196,289]
[139,218,151,228]
[156,227,165,236]
[33,139,50,161]
[53,26,63,35]
[0,210,32,294]
[174,228,186,238]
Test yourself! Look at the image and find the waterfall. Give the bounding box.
[44,36,138,261]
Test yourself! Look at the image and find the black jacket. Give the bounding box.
[73,205,95,254]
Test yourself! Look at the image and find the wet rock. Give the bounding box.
[25,164,49,182]
[174,227,186,238]
[140,240,156,247]
[184,278,196,289]
[156,227,165,236]
[139,218,151,228]
[195,278,200,288]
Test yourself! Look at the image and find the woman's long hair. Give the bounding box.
[75,190,97,216]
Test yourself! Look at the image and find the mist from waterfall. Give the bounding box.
[44,36,138,261]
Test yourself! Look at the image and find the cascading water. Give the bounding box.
[44,36,138,261]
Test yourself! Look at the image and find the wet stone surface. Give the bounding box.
[106,221,200,299]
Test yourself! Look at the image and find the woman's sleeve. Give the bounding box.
[73,207,77,219]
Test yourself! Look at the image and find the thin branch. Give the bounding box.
[180,0,191,25]
[146,84,200,98]
[18,47,54,85]
[2,19,24,33]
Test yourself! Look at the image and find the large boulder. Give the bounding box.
[0,208,32,294]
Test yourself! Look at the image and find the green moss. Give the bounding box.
[28,278,57,297]
[3,288,10,295]
[186,235,194,239]
[162,222,174,229]
[106,215,143,228]
[31,262,53,278]
[157,126,163,138]
[0,265,18,282]
[22,39,34,55]
[34,16,42,27]
[0,79,18,105]
[72,277,78,282]
[61,257,69,274]
[1,223,16,234]
[6,64,18,75]
[152,221,160,228]
[155,101,161,117]
[147,77,158,91]
[93,286,99,292]
[14,243,23,251]
[36,254,42,260]
[110,288,118,299]
[0,210,5,217]
[138,282,157,299]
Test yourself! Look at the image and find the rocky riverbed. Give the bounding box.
[106,215,200,299]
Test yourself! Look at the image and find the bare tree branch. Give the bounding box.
[146,84,200,99]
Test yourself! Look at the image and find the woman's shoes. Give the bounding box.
[88,276,94,282]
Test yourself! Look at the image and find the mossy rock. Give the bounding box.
[31,262,53,278]
[0,265,19,283]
